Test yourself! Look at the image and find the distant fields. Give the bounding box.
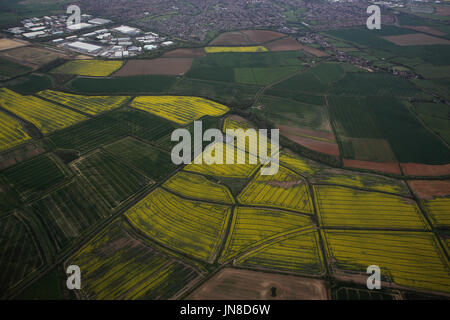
[68,220,200,300]
[238,165,313,214]
[104,137,176,180]
[72,150,150,209]
[0,110,31,152]
[130,96,229,125]
[322,230,450,293]
[163,171,234,204]
[52,60,123,77]
[0,88,87,135]
[37,90,129,116]
[125,188,231,262]
[205,46,268,53]
[314,185,429,229]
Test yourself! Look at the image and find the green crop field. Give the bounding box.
[104,137,176,181]
[6,74,52,95]
[73,150,150,209]
[3,154,69,199]
[0,58,31,80]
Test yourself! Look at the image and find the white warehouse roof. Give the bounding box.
[68,41,102,53]
[67,23,93,31]
[113,25,140,35]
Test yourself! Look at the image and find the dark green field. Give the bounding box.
[0,57,32,80]
[6,74,53,95]
[105,137,176,181]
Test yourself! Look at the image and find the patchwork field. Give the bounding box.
[163,48,206,58]
[220,206,313,262]
[205,46,268,53]
[0,46,69,68]
[0,110,31,152]
[383,33,450,46]
[104,137,175,180]
[3,154,68,199]
[314,185,428,229]
[188,268,327,300]
[238,165,314,214]
[235,230,325,275]
[0,38,27,51]
[72,150,150,209]
[163,171,234,204]
[37,90,129,116]
[52,60,123,77]
[125,188,231,262]
[322,230,450,293]
[28,179,110,253]
[266,37,303,51]
[0,214,43,297]
[0,88,87,135]
[130,96,229,125]
[114,58,193,76]
[68,220,200,300]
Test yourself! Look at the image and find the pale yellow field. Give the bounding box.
[163,171,234,204]
[51,60,123,76]
[0,88,87,134]
[37,90,129,116]
[205,46,268,53]
[184,142,261,178]
[314,185,429,229]
[322,230,450,293]
[238,165,314,213]
[69,221,200,300]
[279,152,321,177]
[0,38,27,51]
[0,110,31,152]
[125,188,231,262]
[220,206,313,262]
[130,96,229,125]
[422,197,450,228]
[236,230,325,275]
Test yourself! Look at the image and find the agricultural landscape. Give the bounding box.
[0,0,449,302]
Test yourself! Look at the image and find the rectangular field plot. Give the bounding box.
[72,150,150,209]
[220,207,313,262]
[422,198,450,228]
[104,137,175,180]
[184,143,261,179]
[238,165,313,214]
[68,221,200,300]
[314,185,428,229]
[235,230,325,275]
[49,108,177,154]
[0,214,43,297]
[0,88,87,134]
[0,175,21,214]
[205,46,268,53]
[234,66,300,86]
[130,96,229,125]
[37,90,129,116]
[163,171,234,204]
[3,154,69,199]
[322,230,450,293]
[125,188,231,262]
[51,60,123,77]
[0,110,31,152]
[28,179,110,252]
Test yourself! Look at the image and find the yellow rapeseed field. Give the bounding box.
[205,46,268,53]
[314,185,429,229]
[51,60,123,76]
[37,90,129,116]
[235,230,325,275]
[422,197,450,228]
[163,171,234,204]
[279,152,321,177]
[0,110,31,152]
[131,96,229,125]
[69,221,199,299]
[220,206,313,262]
[238,165,314,213]
[0,88,87,134]
[184,142,261,178]
[125,188,231,263]
[322,230,450,293]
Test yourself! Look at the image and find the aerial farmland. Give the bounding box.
[0,0,449,306]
